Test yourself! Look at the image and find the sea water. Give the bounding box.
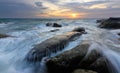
[0,18,120,73]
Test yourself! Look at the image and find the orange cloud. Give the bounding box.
[89,3,107,9]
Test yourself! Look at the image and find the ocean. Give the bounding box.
[0,18,120,73]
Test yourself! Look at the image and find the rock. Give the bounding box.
[46,41,109,73]
[117,33,120,40]
[0,34,9,38]
[46,23,52,26]
[73,27,86,34]
[108,17,120,21]
[90,57,109,73]
[98,17,120,29]
[53,23,62,27]
[50,29,59,32]
[96,19,106,23]
[78,50,101,68]
[118,33,120,36]
[46,23,62,27]
[79,51,109,73]
[46,41,90,73]
[25,30,83,62]
[73,69,97,73]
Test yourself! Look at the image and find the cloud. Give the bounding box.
[35,2,43,7]
[0,2,35,17]
[34,2,48,10]
[57,0,120,18]
[0,0,48,18]
[0,0,120,18]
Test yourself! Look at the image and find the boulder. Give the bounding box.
[25,29,85,62]
[46,41,90,73]
[118,33,120,36]
[108,17,120,21]
[98,17,120,29]
[46,23,52,26]
[72,27,86,34]
[73,69,97,73]
[0,34,9,38]
[78,50,101,68]
[46,23,62,27]
[53,23,62,27]
[46,41,109,73]
[90,57,109,73]
[96,19,106,23]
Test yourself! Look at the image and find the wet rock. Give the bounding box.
[50,29,59,32]
[46,41,109,73]
[96,19,106,23]
[118,33,120,36]
[46,23,62,27]
[73,69,97,73]
[53,23,62,27]
[46,23,52,26]
[46,41,90,73]
[98,17,120,29]
[78,50,101,69]
[0,34,9,38]
[73,27,86,34]
[79,51,109,73]
[90,57,109,73]
[25,31,83,62]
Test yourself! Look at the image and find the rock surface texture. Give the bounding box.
[98,17,120,29]
[46,23,62,27]
[25,27,85,62]
[0,34,9,38]
[73,69,97,73]
[46,41,109,73]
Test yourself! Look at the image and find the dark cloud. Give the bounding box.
[45,0,59,3]
[0,1,48,18]
[0,2,35,18]
[35,2,43,7]
[35,2,48,9]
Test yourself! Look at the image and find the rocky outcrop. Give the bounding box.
[118,33,120,36]
[53,23,62,27]
[96,19,106,23]
[46,41,90,73]
[46,23,53,26]
[89,57,108,73]
[72,69,97,73]
[25,27,86,62]
[46,23,62,27]
[0,34,9,38]
[98,17,120,29]
[72,27,87,34]
[46,41,109,73]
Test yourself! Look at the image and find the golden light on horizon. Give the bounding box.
[36,12,86,18]
[69,13,81,18]
[71,13,77,18]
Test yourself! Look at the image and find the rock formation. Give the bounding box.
[46,23,62,27]
[25,27,85,62]
[46,41,109,73]
[98,17,120,29]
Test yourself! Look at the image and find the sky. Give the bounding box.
[0,0,120,18]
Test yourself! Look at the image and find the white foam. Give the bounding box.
[0,19,120,73]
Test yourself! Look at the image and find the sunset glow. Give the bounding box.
[1,0,119,18]
[71,13,77,18]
